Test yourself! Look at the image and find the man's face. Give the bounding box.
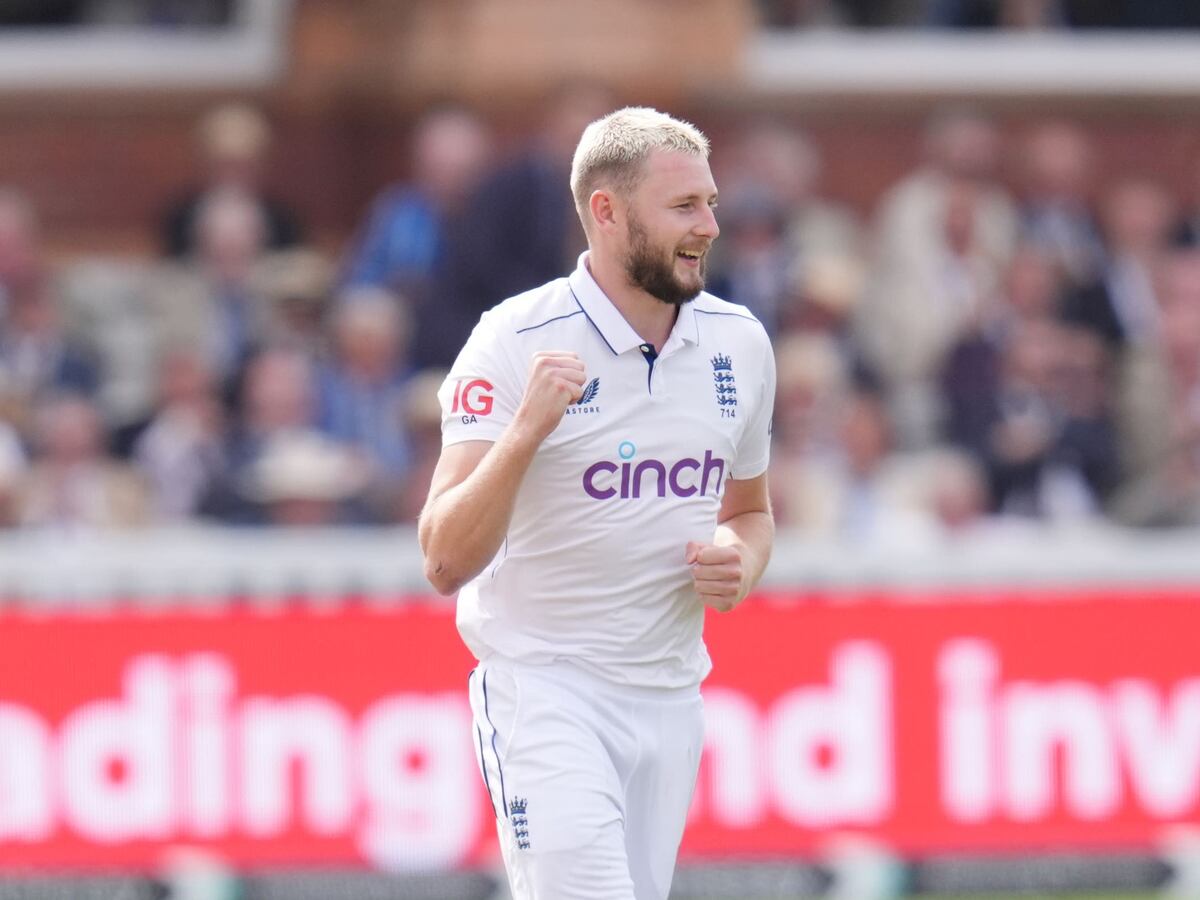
[620,150,719,306]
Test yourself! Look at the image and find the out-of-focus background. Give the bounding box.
[1,1,1200,898]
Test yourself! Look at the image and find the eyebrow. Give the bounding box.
[671,191,719,204]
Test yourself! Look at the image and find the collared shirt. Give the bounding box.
[438,252,775,688]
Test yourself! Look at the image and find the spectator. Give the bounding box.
[341,104,490,371]
[150,188,280,399]
[0,259,99,443]
[341,104,491,299]
[757,0,921,26]
[729,122,862,266]
[0,189,112,443]
[775,378,942,547]
[705,184,795,335]
[17,392,147,529]
[826,386,934,543]
[940,241,1068,458]
[1065,2,1200,28]
[315,287,415,520]
[198,347,318,524]
[943,315,1120,519]
[1062,175,1175,349]
[250,247,336,358]
[84,1,233,27]
[1112,249,1200,525]
[938,238,1128,524]
[734,123,859,250]
[240,430,371,527]
[712,121,863,336]
[1017,120,1105,287]
[857,110,1019,446]
[769,332,851,526]
[869,105,1016,258]
[783,255,867,371]
[996,239,1066,322]
[132,347,226,522]
[896,445,1048,548]
[772,333,852,454]
[921,446,992,534]
[161,102,302,259]
[436,80,615,366]
[926,0,1066,29]
[0,2,83,26]
[756,0,851,28]
[59,255,165,456]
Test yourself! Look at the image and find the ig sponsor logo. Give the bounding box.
[449,379,494,423]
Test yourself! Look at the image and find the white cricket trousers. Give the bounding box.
[468,656,705,900]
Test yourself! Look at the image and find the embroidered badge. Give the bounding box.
[711,354,737,410]
[509,796,530,850]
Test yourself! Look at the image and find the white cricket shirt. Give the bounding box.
[439,253,775,688]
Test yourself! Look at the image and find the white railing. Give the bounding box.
[0,0,290,90]
[746,30,1200,96]
[2,523,1199,607]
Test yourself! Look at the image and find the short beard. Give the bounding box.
[624,213,704,307]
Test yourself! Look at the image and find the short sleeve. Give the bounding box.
[730,329,776,480]
[438,314,522,446]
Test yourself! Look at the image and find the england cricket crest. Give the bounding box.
[711,353,737,416]
[509,796,530,850]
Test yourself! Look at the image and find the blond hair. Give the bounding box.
[569,107,710,230]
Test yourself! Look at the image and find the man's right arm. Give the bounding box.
[418,351,586,595]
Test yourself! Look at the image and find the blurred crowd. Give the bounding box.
[758,0,1200,29]
[1,93,1199,538]
[0,0,233,28]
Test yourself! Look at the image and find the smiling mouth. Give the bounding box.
[677,249,704,263]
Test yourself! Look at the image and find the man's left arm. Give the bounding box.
[686,472,774,613]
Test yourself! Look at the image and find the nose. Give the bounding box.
[695,205,720,241]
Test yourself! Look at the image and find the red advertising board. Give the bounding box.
[0,588,1197,871]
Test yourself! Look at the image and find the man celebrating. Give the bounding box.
[420,107,775,900]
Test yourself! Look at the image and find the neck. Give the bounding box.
[585,250,678,350]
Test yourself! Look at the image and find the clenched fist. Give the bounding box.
[514,351,587,444]
[686,541,745,613]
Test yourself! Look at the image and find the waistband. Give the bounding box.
[479,654,701,703]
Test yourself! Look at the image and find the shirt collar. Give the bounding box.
[567,251,700,356]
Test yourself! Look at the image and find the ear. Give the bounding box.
[588,189,619,234]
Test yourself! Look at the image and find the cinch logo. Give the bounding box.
[582,441,726,500]
[450,379,494,416]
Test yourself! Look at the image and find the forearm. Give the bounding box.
[419,426,540,594]
[714,509,775,602]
